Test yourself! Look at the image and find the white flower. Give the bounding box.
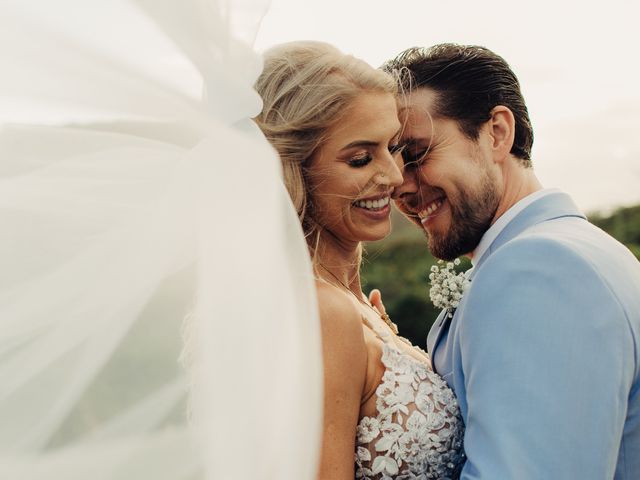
[375,428,403,453]
[406,410,428,432]
[356,446,372,462]
[358,417,381,443]
[372,455,400,476]
[428,259,470,314]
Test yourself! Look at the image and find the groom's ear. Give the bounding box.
[487,105,516,163]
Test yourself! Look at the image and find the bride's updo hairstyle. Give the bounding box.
[254,41,397,258]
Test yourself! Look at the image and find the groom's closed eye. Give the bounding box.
[401,143,429,169]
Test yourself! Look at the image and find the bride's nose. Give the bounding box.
[375,154,403,187]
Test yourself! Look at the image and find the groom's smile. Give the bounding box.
[392,87,500,260]
[416,196,447,225]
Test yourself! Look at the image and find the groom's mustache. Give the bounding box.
[396,187,446,211]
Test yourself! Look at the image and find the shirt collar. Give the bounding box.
[470,188,561,266]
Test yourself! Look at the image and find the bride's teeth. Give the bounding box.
[354,196,389,210]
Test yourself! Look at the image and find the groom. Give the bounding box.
[380,44,640,479]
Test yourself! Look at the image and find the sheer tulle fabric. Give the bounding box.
[0,1,322,478]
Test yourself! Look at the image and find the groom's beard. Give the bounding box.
[428,173,500,261]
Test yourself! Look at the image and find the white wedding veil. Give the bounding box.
[0,1,323,478]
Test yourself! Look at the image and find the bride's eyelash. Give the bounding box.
[348,153,372,167]
[348,143,405,167]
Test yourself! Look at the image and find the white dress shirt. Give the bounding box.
[471,188,561,266]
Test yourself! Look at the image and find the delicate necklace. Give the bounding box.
[318,263,399,335]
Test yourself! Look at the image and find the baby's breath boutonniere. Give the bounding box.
[429,259,470,318]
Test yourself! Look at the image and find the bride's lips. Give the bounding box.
[352,194,392,220]
[417,196,447,227]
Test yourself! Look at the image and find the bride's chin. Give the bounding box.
[357,225,392,243]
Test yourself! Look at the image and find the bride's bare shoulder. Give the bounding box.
[315,280,365,333]
[314,280,367,360]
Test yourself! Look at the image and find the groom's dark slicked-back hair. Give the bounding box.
[383,44,534,166]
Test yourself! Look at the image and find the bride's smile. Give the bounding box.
[254,42,466,479]
[352,193,391,215]
[307,91,404,245]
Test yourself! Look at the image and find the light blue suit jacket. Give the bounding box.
[427,192,640,479]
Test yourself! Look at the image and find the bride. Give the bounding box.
[1,1,462,479]
[254,41,464,479]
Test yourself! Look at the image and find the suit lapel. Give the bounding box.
[427,308,451,370]
[428,191,586,372]
[472,192,586,274]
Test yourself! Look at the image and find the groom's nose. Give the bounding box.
[391,166,420,200]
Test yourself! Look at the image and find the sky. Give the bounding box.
[3,0,638,214]
[255,0,640,213]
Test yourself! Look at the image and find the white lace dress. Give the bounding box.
[355,329,465,479]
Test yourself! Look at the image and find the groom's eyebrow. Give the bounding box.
[401,138,420,147]
[402,137,432,147]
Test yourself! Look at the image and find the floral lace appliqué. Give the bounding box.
[355,343,465,479]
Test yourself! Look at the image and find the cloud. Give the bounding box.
[535,101,640,212]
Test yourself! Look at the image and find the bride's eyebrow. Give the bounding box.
[341,127,405,150]
[340,140,378,150]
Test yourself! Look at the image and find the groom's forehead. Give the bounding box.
[399,87,440,114]
[399,108,438,142]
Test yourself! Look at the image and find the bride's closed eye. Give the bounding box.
[348,152,373,167]
[347,143,406,168]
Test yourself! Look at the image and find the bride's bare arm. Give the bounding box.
[315,283,367,480]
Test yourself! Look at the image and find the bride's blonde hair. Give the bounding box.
[254,41,397,260]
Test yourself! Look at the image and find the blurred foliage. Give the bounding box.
[360,209,471,346]
[590,204,640,254]
[361,204,640,347]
